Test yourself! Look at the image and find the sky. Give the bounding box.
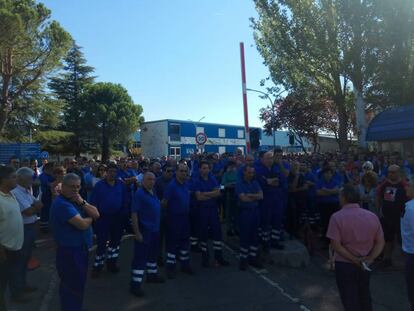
[41,0,271,127]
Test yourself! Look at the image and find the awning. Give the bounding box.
[366,104,414,141]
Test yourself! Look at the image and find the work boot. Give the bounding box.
[216,257,230,267]
[166,269,176,279]
[129,286,145,297]
[181,266,195,275]
[107,263,120,274]
[249,258,264,269]
[239,261,248,271]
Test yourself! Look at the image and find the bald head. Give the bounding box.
[142,172,156,191]
[387,164,401,182]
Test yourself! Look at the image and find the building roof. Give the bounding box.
[142,119,261,130]
[366,104,414,141]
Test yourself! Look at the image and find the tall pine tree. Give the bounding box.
[49,41,95,156]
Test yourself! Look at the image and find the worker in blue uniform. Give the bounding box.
[90,163,128,277]
[39,162,54,232]
[162,163,195,279]
[193,161,230,267]
[49,173,99,311]
[236,165,264,271]
[256,151,287,251]
[130,172,165,297]
[117,158,137,233]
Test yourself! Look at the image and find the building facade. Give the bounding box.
[140,119,261,159]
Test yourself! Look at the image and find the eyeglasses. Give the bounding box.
[178,170,188,173]
[166,170,173,173]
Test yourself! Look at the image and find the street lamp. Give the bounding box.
[246,88,277,149]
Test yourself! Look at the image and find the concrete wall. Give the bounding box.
[141,121,168,158]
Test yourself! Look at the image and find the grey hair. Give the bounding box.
[16,167,34,178]
[62,173,80,185]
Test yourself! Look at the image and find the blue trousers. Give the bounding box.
[260,195,284,247]
[189,200,200,248]
[165,213,190,270]
[239,207,260,263]
[199,206,223,262]
[10,224,36,295]
[93,213,123,271]
[131,229,160,289]
[39,202,51,229]
[56,246,88,311]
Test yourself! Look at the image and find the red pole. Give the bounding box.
[240,42,251,154]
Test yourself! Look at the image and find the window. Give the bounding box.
[237,129,244,139]
[218,146,226,154]
[170,147,181,160]
[169,123,181,142]
[218,128,226,138]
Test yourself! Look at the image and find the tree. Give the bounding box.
[83,83,143,162]
[252,0,414,150]
[260,88,338,153]
[49,42,95,156]
[0,0,72,136]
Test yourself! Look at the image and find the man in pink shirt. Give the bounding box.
[327,184,385,311]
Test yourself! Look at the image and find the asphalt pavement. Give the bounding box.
[7,233,411,311]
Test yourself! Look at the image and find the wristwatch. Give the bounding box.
[80,200,86,207]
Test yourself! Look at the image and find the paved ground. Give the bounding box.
[7,232,411,311]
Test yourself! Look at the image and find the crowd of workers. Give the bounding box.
[1,148,414,311]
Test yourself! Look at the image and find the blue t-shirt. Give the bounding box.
[235,179,262,209]
[90,179,127,215]
[255,163,287,197]
[193,175,220,208]
[164,179,190,215]
[316,178,340,203]
[50,195,92,247]
[132,188,161,232]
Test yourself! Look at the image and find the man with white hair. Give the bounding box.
[10,167,43,298]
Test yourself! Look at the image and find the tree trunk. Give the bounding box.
[354,88,367,149]
[336,99,349,153]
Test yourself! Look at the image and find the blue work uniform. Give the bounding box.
[50,195,92,311]
[130,188,161,289]
[188,177,200,250]
[316,177,340,238]
[163,178,191,271]
[193,175,224,263]
[39,172,54,230]
[255,163,287,247]
[235,179,262,264]
[90,179,128,271]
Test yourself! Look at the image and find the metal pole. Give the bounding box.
[240,42,251,155]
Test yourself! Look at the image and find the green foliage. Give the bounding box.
[48,42,96,155]
[34,129,74,154]
[83,82,144,161]
[252,0,414,150]
[0,0,72,136]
